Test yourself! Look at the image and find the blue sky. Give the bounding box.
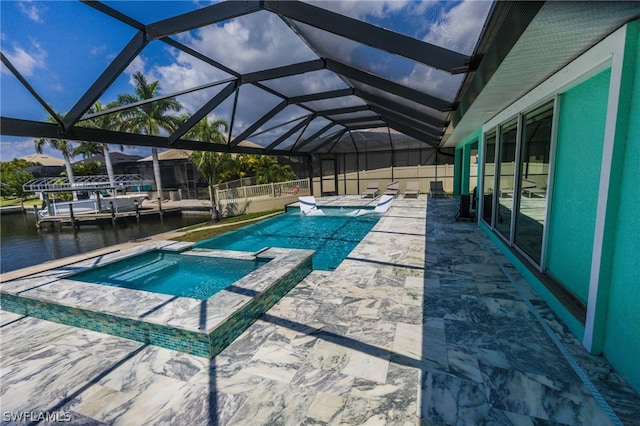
[1,0,492,162]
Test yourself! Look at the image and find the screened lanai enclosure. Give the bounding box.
[1,1,541,193]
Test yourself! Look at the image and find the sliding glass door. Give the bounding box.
[514,103,554,264]
[482,132,497,224]
[495,120,518,241]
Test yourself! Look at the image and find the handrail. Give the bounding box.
[216,178,309,202]
[23,174,153,193]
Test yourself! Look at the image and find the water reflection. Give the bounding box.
[0,212,207,273]
[495,120,517,240]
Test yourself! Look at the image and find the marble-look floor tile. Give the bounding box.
[290,364,354,396]
[420,370,490,425]
[341,377,419,425]
[480,364,613,425]
[306,391,346,423]
[226,380,316,426]
[2,197,638,426]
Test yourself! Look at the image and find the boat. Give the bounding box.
[22,174,154,218]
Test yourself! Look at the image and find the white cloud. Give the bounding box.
[177,12,317,74]
[422,0,493,55]
[2,42,47,77]
[0,138,45,160]
[305,0,412,20]
[124,55,147,79]
[18,1,44,24]
[146,11,329,135]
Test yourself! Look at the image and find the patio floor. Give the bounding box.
[1,196,638,425]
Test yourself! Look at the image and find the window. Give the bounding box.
[482,131,496,224]
[514,103,553,264]
[495,120,518,241]
[481,100,556,270]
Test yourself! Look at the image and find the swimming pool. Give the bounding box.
[70,250,270,300]
[195,208,381,270]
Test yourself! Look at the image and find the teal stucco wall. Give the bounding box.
[601,22,640,392]
[546,69,611,303]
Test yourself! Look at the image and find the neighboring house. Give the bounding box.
[72,152,142,175]
[136,149,204,199]
[18,153,64,177]
[448,9,640,391]
[73,151,142,169]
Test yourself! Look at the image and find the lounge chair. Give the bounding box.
[348,195,393,216]
[404,181,419,198]
[282,184,300,195]
[455,194,475,222]
[361,182,380,198]
[298,196,325,216]
[383,182,399,197]
[429,181,446,198]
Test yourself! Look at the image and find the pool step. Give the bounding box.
[108,259,178,282]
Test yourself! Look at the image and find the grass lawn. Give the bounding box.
[173,210,282,242]
[0,197,39,207]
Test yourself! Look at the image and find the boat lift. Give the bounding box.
[22,175,154,222]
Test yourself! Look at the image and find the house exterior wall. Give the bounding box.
[600,21,640,391]
[546,69,610,303]
[465,21,639,391]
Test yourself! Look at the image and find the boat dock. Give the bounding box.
[36,206,183,229]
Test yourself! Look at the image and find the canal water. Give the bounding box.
[0,211,209,273]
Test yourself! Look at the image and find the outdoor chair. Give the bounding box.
[384,182,400,197]
[282,184,300,195]
[298,196,325,216]
[348,195,394,216]
[430,181,446,198]
[361,182,380,198]
[455,194,475,222]
[404,181,419,198]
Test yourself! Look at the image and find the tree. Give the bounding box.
[0,159,34,200]
[35,114,77,199]
[71,141,103,177]
[115,72,182,198]
[80,100,130,189]
[73,141,103,160]
[184,115,231,220]
[253,155,296,184]
[72,161,102,176]
[190,151,235,221]
[184,115,228,144]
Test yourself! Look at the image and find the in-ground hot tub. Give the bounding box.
[0,241,313,358]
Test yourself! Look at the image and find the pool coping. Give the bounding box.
[0,241,313,358]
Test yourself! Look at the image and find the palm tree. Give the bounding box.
[81,100,131,189]
[186,116,231,221]
[190,151,235,221]
[184,115,228,144]
[115,72,182,198]
[253,155,296,184]
[35,114,77,199]
[73,141,103,159]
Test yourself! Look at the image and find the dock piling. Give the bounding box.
[69,204,79,230]
[110,202,115,225]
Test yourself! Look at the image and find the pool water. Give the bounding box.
[71,250,269,300]
[196,208,381,270]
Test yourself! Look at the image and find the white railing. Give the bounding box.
[216,178,309,203]
[213,176,257,191]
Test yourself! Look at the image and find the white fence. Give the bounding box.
[215,178,310,217]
